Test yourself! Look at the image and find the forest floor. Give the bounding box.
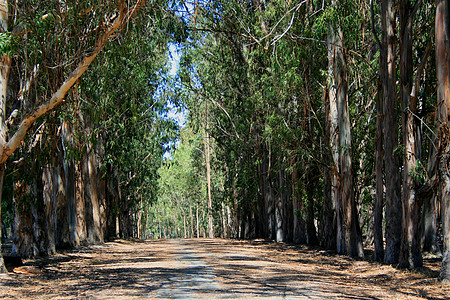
[0,238,449,299]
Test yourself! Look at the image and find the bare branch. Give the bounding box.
[410,41,432,112]
[271,1,307,45]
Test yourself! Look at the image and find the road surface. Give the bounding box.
[0,238,447,299]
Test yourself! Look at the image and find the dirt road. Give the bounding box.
[0,238,448,299]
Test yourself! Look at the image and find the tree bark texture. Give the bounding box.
[422,194,441,255]
[11,176,35,258]
[328,15,364,257]
[436,0,450,282]
[275,169,286,242]
[374,84,385,262]
[0,0,10,274]
[0,165,6,273]
[42,166,56,255]
[204,119,214,239]
[86,139,103,244]
[399,0,423,269]
[381,0,402,265]
[321,88,336,250]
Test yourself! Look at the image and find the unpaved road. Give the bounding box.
[0,239,449,299]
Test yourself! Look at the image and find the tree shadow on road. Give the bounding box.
[0,238,448,299]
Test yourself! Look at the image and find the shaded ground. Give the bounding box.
[0,238,449,299]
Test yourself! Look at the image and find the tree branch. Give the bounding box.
[0,0,131,164]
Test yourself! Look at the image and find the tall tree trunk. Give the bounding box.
[436,0,450,282]
[190,204,194,238]
[0,0,11,274]
[422,194,441,255]
[221,203,226,238]
[55,164,70,249]
[196,205,200,238]
[61,122,79,247]
[12,170,39,258]
[374,83,385,262]
[183,207,187,239]
[0,165,6,274]
[204,111,214,238]
[87,145,102,243]
[328,9,364,257]
[75,162,87,244]
[321,89,336,250]
[275,169,285,242]
[293,169,307,245]
[43,166,56,255]
[399,0,423,269]
[305,170,318,246]
[137,196,142,239]
[328,25,344,254]
[382,0,402,265]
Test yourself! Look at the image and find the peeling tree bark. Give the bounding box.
[328,2,363,257]
[436,0,450,282]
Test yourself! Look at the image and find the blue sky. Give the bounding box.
[166,42,187,128]
[162,42,186,159]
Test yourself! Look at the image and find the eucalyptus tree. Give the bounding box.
[397,0,435,270]
[372,0,436,268]
[0,0,144,274]
[77,6,182,239]
[436,0,450,282]
[379,0,403,265]
[178,0,373,250]
[326,0,364,258]
[0,0,184,273]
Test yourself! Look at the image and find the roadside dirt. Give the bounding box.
[0,238,449,299]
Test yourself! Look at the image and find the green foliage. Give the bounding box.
[409,161,428,184]
[147,126,208,238]
[0,33,17,56]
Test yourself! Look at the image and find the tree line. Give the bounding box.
[0,0,182,273]
[0,0,450,284]
[153,0,449,282]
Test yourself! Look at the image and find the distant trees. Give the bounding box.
[151,126,208,239]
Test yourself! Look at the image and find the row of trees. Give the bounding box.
[149,0,449,282]
[0,0,183,273]
[0,0,449,284]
